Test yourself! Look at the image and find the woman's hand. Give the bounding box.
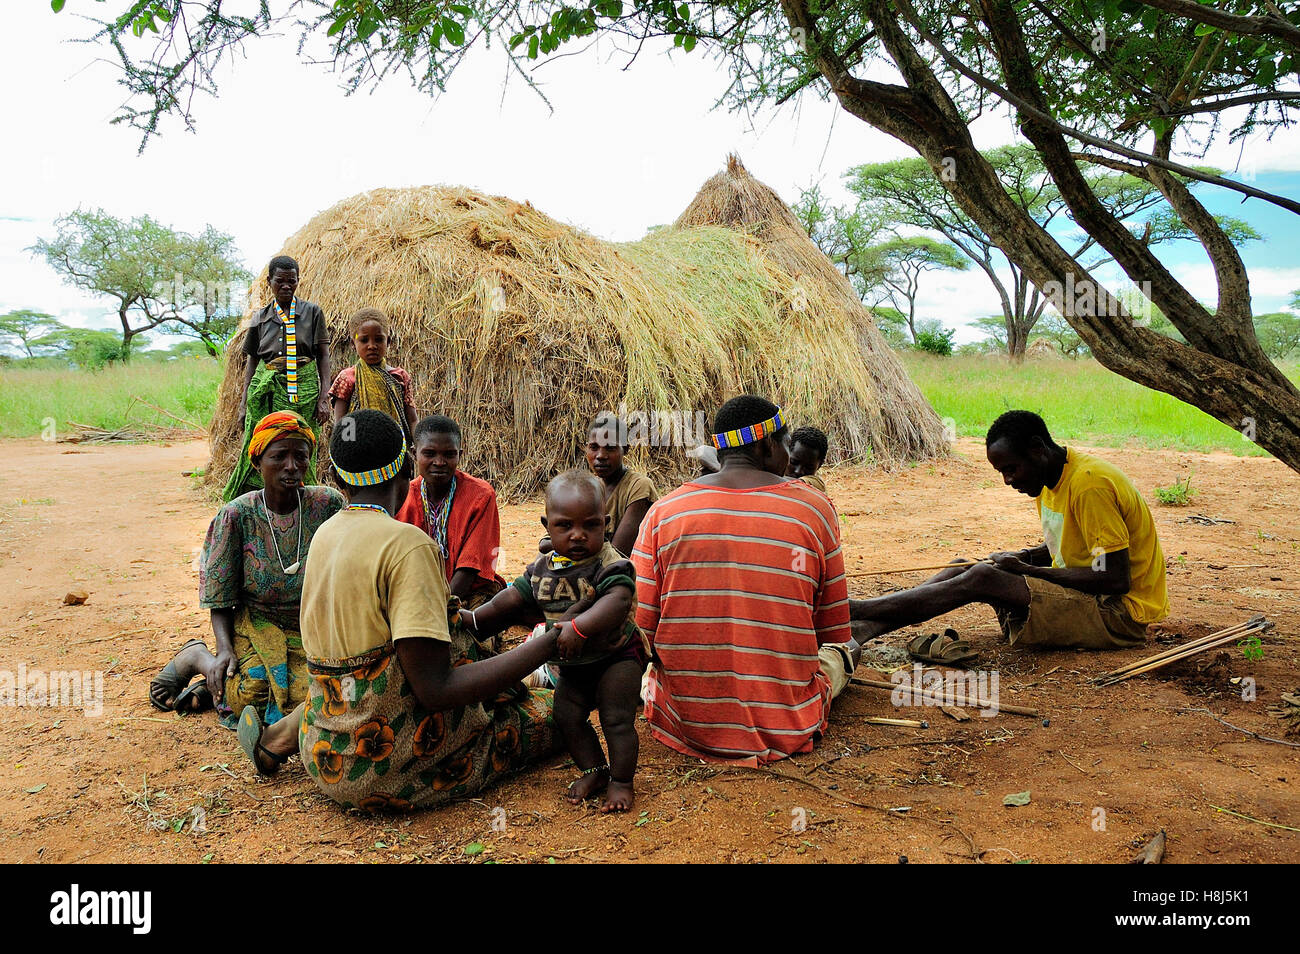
[202,646,238,707]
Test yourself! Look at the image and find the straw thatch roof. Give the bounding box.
[208,155,947,500]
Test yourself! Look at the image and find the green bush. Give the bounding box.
[914,326,955,356]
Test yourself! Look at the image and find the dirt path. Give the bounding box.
[1,437,1296,863]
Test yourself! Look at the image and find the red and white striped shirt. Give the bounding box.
[631,479,850,765]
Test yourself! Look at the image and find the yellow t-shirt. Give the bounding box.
[1036,449,1168,623]
[300,508,450,660]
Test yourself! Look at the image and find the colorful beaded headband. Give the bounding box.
[334,440,408,487]
[711,409,786,450]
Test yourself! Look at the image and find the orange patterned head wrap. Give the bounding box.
[248,411,316,461]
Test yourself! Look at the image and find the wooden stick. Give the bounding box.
[1096,626,1266,686]
[849,676,1041,718]
[1099,621,1267,682]
[1095,620,1260,681]
[864,716,929,728]
[1208,805,1300,833]
[1098,631,1254,684]
[849,559,991,578]
[127,396,202,431]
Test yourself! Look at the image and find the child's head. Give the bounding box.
[543,469,607,561]
[412,414,462,495]
[349,308,393,366]
[585,412,629,482]
[787,426,828,479]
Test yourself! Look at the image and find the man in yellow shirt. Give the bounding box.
[851,410,1168,650]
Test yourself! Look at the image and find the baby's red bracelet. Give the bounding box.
[570,618,589,640]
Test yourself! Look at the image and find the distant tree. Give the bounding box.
[847,148,1256,361]
[31,210,250,358]
[167,225,252,356]
[35,326,129,370]
[972,315,1009,353]
[860,236,968,343]
[792,184,889,298]
[868,305,909,349]
[0,310,62,359]
[1254,312,1300,361]
[1031,312,1091,359]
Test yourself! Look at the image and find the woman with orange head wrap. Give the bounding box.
[150,411,344,725]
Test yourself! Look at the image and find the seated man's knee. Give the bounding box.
[957,561,1001,593]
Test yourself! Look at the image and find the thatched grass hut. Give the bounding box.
[208,156,947,499]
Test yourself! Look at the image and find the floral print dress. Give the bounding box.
[299,599,557,811]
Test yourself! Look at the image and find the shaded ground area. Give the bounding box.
[1,437,1296,863]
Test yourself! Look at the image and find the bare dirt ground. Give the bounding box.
[1,436,1296,864]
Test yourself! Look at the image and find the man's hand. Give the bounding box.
[555,621,584,661]
[315,396,330,425]
[989,551,1031,575]
[202,647,238,707]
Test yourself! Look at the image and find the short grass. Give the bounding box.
[0,358,224,440]
[2,352,1296,461]
[899,352,1299,457]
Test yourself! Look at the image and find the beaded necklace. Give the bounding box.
[421,475,456,558]
[274,298,299,404]
[345,503,389,515]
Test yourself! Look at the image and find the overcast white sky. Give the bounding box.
[2,4,1297,345]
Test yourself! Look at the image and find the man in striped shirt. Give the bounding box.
[631,396,857,766]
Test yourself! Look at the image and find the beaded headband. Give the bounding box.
[711,409,786,450]
[334,440,408,487]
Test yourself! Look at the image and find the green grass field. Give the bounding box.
[900,352,1299,456]
[0,358,224,439]
[0,352,1294,459]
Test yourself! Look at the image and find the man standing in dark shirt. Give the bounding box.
[223,255,333,500]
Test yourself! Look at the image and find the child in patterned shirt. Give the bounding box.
[462,470,648,813]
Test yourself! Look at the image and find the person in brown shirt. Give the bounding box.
[224,256,333,500]
[585,413,657,556]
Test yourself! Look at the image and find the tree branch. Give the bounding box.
[893,0,1300,216]
[1130,0,1300,53]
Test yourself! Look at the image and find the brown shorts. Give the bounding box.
[997,577,1148,650]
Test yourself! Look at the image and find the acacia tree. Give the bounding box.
[860,236,969,343]
[0,310,61,359]
[847,147,1258,360]
[792,184,890,296]
[58,0,1300,469]
[31,210,250,357]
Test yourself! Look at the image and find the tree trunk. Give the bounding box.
[1007,323,1027,362]
[118,305,133,362]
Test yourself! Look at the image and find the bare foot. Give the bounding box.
[602,778,634,813]
[565,766,609,804]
